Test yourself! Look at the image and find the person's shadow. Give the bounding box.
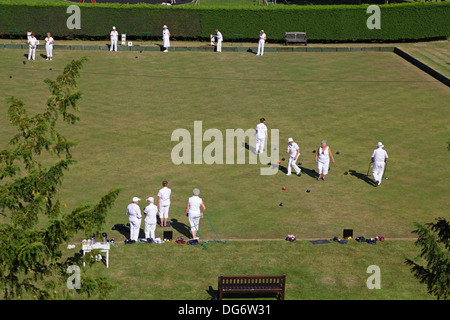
[348,169,376,187]
[242,142,257,155]
[170,218,192,238]
[299,166,317,178]
[206,286,219,300]
[111,223,145,240]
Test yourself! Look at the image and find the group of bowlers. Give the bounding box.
[125,119,388,243]
[211,29,267,55]
[27,32,54,61]
[26,26,267,60]
[255,118,389,185]
[126,181,206,242]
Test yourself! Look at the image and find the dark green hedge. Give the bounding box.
[199,3,450,41]
[0,2,448,42]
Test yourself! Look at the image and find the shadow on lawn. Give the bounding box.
[205,285,284,300]
[348,169,377,187]
[170,218,192,238]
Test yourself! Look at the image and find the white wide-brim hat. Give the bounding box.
[163,25,168,29]
[288,138,293,142]
[377,142,384,148]
[132,197,141,202]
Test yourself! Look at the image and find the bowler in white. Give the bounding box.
[215,29,223,53]
[256,30,266,56]
[286,138,301,176]
[158,180,172,227]
[162,25,170,52]
[315,140,335,181]
[371,142,388,186]
[110,26,118,52]
[44,33,54,60]
[255,117,268,154]
[28,33,37,61]
[126,197,142,241]
[144,197,158,240]
[185,188,206,240]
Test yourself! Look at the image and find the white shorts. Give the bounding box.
[318,161,329,175]
[159,205,170,219]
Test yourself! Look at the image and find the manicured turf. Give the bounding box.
[0,46,448,299]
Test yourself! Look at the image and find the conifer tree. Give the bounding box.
[406,217,450,300]
[0,57,120,299]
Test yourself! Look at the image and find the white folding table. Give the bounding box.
[82,242,111,268]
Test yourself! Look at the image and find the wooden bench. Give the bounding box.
[218,275,286,300]
[285,32,307,46]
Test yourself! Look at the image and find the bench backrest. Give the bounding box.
[285,32,307,40]
[219,275,286,290]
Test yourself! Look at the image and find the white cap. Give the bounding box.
[288,138,293,142]
[146,197,154,203]
[113,26,116,30]
[377,142,384,148]
[132,197,140,202]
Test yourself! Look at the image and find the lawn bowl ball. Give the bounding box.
[279,203,284,206]
[278,161,281,164]
[282,187,286,190]
[306,189,310,193]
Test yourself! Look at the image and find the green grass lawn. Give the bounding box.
[398,41,450,78]
[0,46,449,300]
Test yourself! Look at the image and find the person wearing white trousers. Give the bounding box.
[144,197,158,240]
[126,197,142,241]
[255,117,268,154]
[286,138,301,176]
[110,26,118,52]
[315,140,335,181]
[215,29,223,53]
[256,30,266,56]
[28,34,37,61]
[45,33,54,60]
[162,25,170,52]
[158,180,171,226]
[371,142,388,186]
[185,188,206,240]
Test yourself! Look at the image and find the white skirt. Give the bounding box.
[163,36,170,48]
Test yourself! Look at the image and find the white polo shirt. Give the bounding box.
[259,32,266,42]
[110,30,118,41]
[29,37,37,48]
[287,142,299,158]
[158,187,171,206]
[256,123,267,139]
[371,148,388,162]
[126,203,141,219]
[216,32,223,41]
[144,203,158,224]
